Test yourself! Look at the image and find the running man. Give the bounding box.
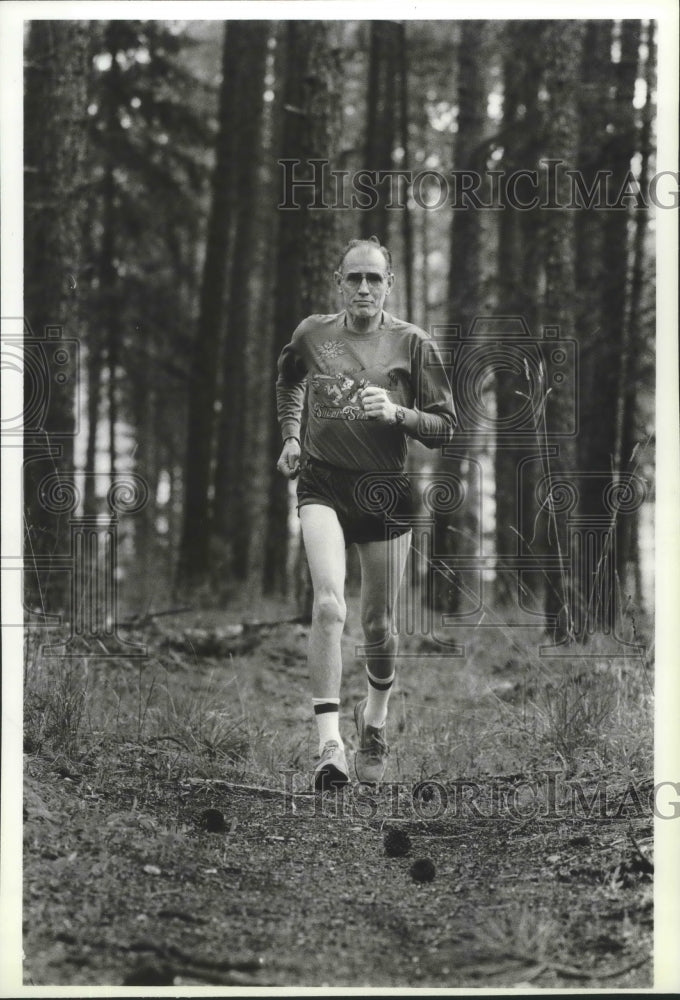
[276,236,456,790]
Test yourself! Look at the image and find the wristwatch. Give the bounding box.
[393,405,406,425]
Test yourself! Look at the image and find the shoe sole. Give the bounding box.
[314,763,350,793]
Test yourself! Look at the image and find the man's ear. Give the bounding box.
[333,270,343,291]
[385,273,395,295]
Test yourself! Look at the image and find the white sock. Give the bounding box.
[312,698,342,755]
[364,667,395,727]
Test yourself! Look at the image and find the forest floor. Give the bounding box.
[21,590,656,991]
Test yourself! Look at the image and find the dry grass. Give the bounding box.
[22,587,653,800]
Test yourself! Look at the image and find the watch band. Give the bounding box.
[394,406,406,425]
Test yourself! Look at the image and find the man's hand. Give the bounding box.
[359,385,399,424]
[276,437,301,478]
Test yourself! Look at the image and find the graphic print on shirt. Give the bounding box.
[310,373,372,420]
[317,338,347,363]
[310,363,408,421]
[309,329,410,421]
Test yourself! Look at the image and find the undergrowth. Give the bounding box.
[22,597,653,803]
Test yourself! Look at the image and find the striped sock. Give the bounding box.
[364,667,395,727]
[312,698,341,755]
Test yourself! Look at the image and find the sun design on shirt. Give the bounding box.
[319,338,346,361]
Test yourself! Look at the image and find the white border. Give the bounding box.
[2,1,678,995]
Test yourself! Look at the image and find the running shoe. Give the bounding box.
[354,697,389,783]
[314,740,350,792]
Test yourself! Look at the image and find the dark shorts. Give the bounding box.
[297,456,414,547]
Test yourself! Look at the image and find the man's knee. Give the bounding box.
[314,590,347,630]
[361,608,391,644]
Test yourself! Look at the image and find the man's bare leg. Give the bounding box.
[353,531,411,780]
[299,504,349,788]
[358,530,411,694]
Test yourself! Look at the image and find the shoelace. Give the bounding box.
[319,741,341,761]
[362,730,389,758]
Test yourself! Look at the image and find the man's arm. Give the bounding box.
[407,334,457,447]
[275,327,308,443]
[275,327,308,477]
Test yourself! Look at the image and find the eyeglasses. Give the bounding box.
[341,271,389,289]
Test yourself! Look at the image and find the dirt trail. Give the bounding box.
[22,601,654,988]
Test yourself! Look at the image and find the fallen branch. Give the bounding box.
[123,939,266,985]
[119,607,194,627]
[125,937,263,973]
[467,950,649,983]
[184,777,315,799]
[242,616,309,631]
[165,941,264,973]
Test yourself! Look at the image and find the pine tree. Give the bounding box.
[541,20,586,639]
[361,21,400,243]
[212,23,271,583]
[494,21,545,611]
[434,21,486,614]
[177,23,239,587]
[264,21,342,600]
[24,21,91,613]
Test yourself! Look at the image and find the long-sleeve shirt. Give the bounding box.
[276,310,456,472]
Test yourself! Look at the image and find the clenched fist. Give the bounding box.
[276,437,301,479]
[360,385,399,424]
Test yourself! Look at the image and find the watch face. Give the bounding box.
[395,406,405,424]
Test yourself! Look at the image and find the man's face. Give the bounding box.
[334,246,393,324]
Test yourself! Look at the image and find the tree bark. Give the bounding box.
[212,23,270,583]
[434,21,486,614]
[263,22,342,602]
[361,21,400,242]
[614,22,654,603]
[579,21,640,518]
[574,21,641,632]
[541,20,586,640]
[177,23,237,588]
[24,21,90,613]
[398,22,414,318]
[495,21,545,610]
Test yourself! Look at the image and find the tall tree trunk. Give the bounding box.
[575,21,640,633]
[495,21,545,610]
[573,18,611,438]
[263,22,341,601]
[361,21,399,242]
[102,160,118,478]
[541,20,586,640]
[24,21,90,613]
[83,335,103,516]
[177,23,236,588]
[129,345,158,612]
[579,21,639,517]
[82,189,102,517]
[96,23,123,481]
[398,22,414,319]
[212,23,270,583]
[570,22,612,626]
[434,21,486,614]
[614,22,655,604]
